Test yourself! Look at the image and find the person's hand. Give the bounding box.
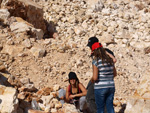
[59,96,64,100]
[69,95,76,99]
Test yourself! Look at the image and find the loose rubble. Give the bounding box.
[0,0,150,113]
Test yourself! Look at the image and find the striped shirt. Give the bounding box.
[92,59,115,89]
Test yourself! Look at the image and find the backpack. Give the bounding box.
[86,81,97,113]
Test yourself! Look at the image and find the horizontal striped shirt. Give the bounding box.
[92,59,115,89]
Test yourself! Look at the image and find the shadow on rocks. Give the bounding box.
[117,104,126,113]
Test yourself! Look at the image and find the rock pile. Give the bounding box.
[0,0,150,113]
[1,0,46,32]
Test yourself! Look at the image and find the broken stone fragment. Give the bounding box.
[28,109,50,113]
[0,61,6,72]
[0,85,19,113]
[0,9,10,24]
[30,47,46,58]
[10,21,44,39]
[144,46,150,54]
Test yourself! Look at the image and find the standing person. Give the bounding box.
[58,72,87,112]
[87,38,117,113]
[86,37,117,113]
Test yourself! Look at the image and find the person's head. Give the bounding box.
[87,37,99,49]
[89,40,113,65]
[68,72,79,86]
[91,42,105,59]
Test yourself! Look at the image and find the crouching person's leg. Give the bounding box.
[58,88,66,105]
[79,96,87,112]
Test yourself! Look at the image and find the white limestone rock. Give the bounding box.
[0,85,18,113]
[30,47,46,58]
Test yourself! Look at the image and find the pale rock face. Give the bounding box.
[41,95,53,106]
[30,47,46,58]
[125,98,150,113]
[0,9,10,23]
[82,21,88,29]
[99,32,114,44]
[20,78,30,85]
[28,109,49,113]
[22,39,32,48]
[0,0,150,112]
[87,0,104,11]
[51,108,57,113]
[62,103,78,113]
[55,102,62,109]
[130,41,150,49]
[10,22,44,39]
[31,28,44,40]
[0,85,18,113]
[125,71,150,113]
[24,83,37,92]
[53,84,60,91]
[85,71,92,77]
[17,92,26,100]
[102,8,111,16]
[1,0,46,32]
[74,26,84,35]
[1,45,24,57]
[10,22,31,33]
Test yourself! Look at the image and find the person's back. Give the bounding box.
[92,59,115,89]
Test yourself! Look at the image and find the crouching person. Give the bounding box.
[58,72,87,112]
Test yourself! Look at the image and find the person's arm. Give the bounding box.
[65,86,71,102]
[113,66,117,78]
[106,51,117,63]
[69,83,87,99]
[91,64,98,83]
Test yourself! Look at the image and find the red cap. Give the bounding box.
[92,42,103,51]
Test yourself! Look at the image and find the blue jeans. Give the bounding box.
[94,88,115,113]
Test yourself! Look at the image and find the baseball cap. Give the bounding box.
[87,37,99,48]
[68,72,78,80]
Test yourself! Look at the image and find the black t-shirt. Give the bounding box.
[105,48,115,57]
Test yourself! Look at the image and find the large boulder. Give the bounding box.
[125,98,150,113]
[62,103,78,113]
[0,85,19,113]
[10,17,44,39]
[1,0,46,33]
[125,72,150,113]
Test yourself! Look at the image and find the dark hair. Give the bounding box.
[92,47,113,65]
[68,72,79,88]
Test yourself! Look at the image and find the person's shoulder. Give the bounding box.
[78,82,84,87]
[79,82,86,88]
[92,59,98,65]
[66,85,71,91]
[79,82,83,85]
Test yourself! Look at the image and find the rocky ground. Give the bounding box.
[0,0,150,113]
